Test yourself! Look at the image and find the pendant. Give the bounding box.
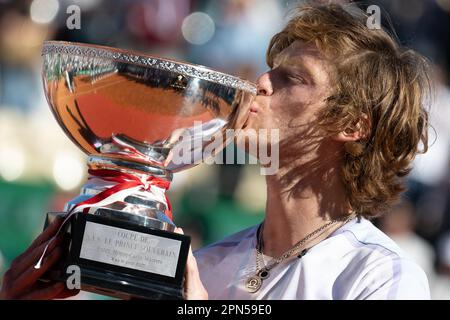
[245,270,270,293]
[245,275,262,293]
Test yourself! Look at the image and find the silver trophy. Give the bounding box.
[40,41,256,299]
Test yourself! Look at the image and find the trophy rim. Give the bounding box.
[42,40,257,94]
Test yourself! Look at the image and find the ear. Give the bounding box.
[331,114,370,143]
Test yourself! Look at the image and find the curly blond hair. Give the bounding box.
[267,3,432,218]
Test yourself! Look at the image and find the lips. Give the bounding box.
[242,102,260,129]
[249,103,259,114]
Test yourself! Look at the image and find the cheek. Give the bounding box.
[270,89,325,143]
[272,87,312,120]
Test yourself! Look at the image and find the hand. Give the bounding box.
[175,228,208,300]
[0,218,80,300]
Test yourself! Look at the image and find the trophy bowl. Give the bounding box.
[40,41,256,299]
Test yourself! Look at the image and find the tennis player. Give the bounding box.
[1,3,432,300]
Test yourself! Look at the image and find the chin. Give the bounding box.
[242,114,263,130]
[235,128,259,150]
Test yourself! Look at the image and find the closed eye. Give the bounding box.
[287,74,308,85]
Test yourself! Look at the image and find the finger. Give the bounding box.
[183,246,208,299]
[55,288,81,300]
[174,227,207,299]
[184,249,208,300]
[174,228,198,279]
[9,233,66,280]
[12,217,66,269]
[28,216,65,252]
[185,245,201,282]
[19,282,66,300]
[175,228,199,278]
[8,245,63,297]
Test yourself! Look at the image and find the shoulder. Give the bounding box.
[193,225,257,268]
[194,225,258,259]
[332,218,430,299]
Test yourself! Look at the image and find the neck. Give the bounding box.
[262,151,353,257]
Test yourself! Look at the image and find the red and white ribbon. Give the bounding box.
[34,169,172,269]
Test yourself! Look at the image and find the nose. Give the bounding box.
[256,72,273,96]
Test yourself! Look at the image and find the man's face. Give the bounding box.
[239,41,333,152]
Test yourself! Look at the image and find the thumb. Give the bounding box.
[174,227,184,235]
[174,227,208,300]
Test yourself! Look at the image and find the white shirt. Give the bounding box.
[194,217,430,300]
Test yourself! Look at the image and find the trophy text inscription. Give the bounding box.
[80,222,181,277]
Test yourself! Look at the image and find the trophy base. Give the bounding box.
[41,211,190,300]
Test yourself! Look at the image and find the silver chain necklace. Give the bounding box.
[245,214,355,293]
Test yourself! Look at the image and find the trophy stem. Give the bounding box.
[88,155,172,178]
[65,154,176,232]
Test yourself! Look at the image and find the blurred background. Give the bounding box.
[0,0,449,299]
